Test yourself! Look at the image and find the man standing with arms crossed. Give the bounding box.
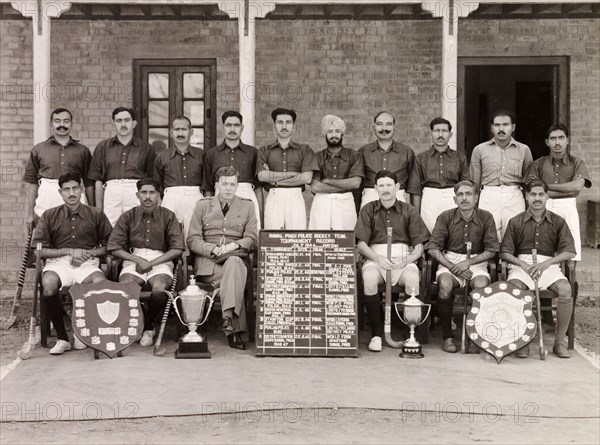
[408,118,469,233]
[24,108,93,231]
[359,111,415,208]
[309,115,363,230]
[257,108,318,230]
[470,110,533,241]
[89,107,156,226]
[154,115,204,238]
[203,111,261,229]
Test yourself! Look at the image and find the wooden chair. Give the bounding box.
[499,260,577,349]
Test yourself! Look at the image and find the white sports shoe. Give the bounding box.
[140,330,154,347]
[368,336,382,352]
[49,340,72,355]
[73,335,87,350]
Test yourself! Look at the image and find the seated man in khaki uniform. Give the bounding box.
[187,167,258,350]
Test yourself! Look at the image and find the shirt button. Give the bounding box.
[184,176,187,179]
[122,161,125,163]
[146,239,149,242]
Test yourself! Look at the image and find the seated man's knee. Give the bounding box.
[41,272,60,296]
[402,268,420,291]
[437,275,454,299]
[150,275,171,293]
[553,279,572,303]
[362,268,382,295]
[471,276,490,289]
[223,256,247,274]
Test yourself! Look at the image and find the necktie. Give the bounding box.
[222,203,229,216]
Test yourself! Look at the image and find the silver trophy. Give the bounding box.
[395,291,431,358]
[173,277,214,359]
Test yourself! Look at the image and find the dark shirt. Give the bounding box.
[314,146,364,191]
[32,204,112,250]
[202,141,258,193]
[527,155,592,192]
[407,147,469,196]
[88,136,156,182]
[360,141,415,189]
[425,208,498,255]
[23,136,93,187]
[107,206,184,252]
[355,199,430,246]
[501,209,575,258]
[154,146,204,189]
[256,141,319,188]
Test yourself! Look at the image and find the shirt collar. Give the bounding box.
[523,208,552,223]
[374,140,401,153]
[108,135,139,148]
[323,146,349,161]
[169,146,200,159]
[428,146,452,157]
[137,206,160,220]
[269,140,300,150]
[61,204,84,219]
[550,155,569,166]
[488,137,518,149]
[449,207,483,226]
[48,135,79,146]
[373,198,403,212]
[217,140,250,153]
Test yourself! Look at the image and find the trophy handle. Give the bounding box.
[171,295,187,327]
[417,304,432,327]
[394,302,408,326]
[198,294,215,327]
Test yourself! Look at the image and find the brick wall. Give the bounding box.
[1,16,598,275]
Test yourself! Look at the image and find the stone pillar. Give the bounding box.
[220,1,275,146]
[422,1,478,149]
[11,1,71,144]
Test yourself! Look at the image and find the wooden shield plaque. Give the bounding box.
[70,280,142,359]
[466,281,537,364]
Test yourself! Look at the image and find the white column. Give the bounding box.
[219,1,275,147]
[422,1,478,149]
[11,1,71,144]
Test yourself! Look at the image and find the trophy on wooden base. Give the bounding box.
[173,277,214,359]
[395,291,431,358]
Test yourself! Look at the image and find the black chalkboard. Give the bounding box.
[256,230,358,357]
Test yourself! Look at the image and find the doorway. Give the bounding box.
[458,57,569,161]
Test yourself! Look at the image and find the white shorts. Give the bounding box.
[309,192,357,230]
[264,187,306,230]
[43,256,102,287]
[362,243,419,287]
[361,188,406,209]
[479,185,524,241]
[507,254,567,290]
[216,182,261,230]
[546,198,581,261]
[120,248,174,282]
[104,179,140,227]
[162,186,203,239]
[421,187,456,233]
[35,178,88,217]
[435,251,490,288]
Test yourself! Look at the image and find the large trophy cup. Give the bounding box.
[173,277,214,359]
[395,291,431,358]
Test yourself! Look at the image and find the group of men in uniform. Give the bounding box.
[25,106,590,359]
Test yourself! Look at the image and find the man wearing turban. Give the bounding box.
[309,115,364,230]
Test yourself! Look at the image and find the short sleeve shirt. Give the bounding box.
[202,141,258,193]
[407,147,469,195]
[501,209,575,257]
[88,136,156,182]
[256,141,319,181]
[355,199,430,246]
[313,146,364,187]
[359,141,415,189]
[154,146,204,189]
[32,204,112,250]
[527,155,592,192]
[23,136,93,187]
[107,206,184,252]
[425,208,498,254]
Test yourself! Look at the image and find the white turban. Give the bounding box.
[321,115,346,136]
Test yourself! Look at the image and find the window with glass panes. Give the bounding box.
[133,59,216,152]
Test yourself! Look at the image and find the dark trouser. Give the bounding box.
[144,291,168,331]
[437,297,454,340]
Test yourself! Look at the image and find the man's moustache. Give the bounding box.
[56,127,68,131]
